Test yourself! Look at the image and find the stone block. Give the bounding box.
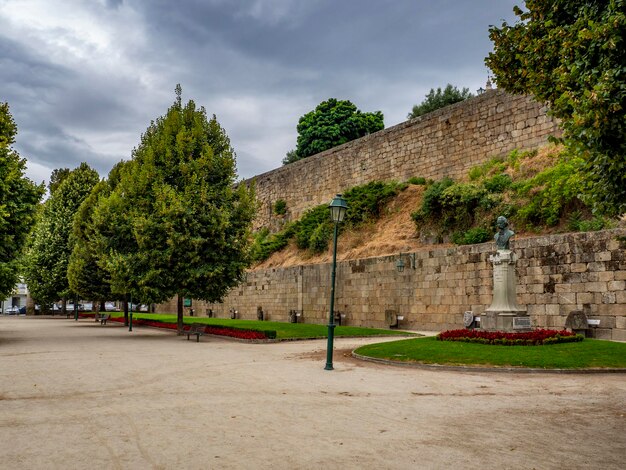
[608,280,625,291]
[615,316,626,329]
[597,271,614,282]
[591,328,613,340]
[585,282,607,293]
[611,329,626,342]
[571,263,587,273]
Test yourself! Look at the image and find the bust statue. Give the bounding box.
[494,216,514,250]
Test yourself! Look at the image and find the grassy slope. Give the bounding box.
[355,336,626,369]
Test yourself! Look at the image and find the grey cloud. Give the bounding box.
[1,0,519,183]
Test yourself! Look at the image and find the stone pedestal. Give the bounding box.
[482,250,528,332]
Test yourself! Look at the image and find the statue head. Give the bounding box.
[496,216,508,230]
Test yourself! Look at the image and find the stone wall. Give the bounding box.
[158,229,626,341]
[250,89,560,230]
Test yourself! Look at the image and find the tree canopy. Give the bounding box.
[0,102,44,297]
[285,98,384,164]
[408,84,473,119]
[95,87,255,330]
[486,0,626,215]
[24,163,100,304]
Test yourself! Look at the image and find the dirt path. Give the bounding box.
[1,318,625,469]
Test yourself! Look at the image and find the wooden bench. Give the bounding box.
[95,313,110,325]
[186,324,207,342]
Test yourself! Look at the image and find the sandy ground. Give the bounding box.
[1,318,625,470]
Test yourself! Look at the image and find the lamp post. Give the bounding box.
[129,293,133,332]
[325,194,348,371]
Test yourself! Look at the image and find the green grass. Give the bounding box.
[110,313,414,340]
[355,336,626,369]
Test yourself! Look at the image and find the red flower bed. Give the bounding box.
[108,317,274,340]
[437,328,582,346]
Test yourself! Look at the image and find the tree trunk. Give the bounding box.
[123,294,129,326]
[177,294,183,335]
[99,299,106,313]
[61,298,67,317]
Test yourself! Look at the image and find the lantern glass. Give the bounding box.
[328,194,348,223]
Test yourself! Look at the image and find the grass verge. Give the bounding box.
[110,313,415,340]
[354,336,626,369]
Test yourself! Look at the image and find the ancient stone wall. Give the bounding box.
[157,229,626,341]
[251,89,560,230]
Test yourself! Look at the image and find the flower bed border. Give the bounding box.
[437,328,583,346]
[108,317,277,340]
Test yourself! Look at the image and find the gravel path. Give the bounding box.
[1,317,625,469]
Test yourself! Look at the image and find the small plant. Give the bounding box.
[273,199,287,215]
[407,176,427,185]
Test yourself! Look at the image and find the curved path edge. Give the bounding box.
[351,351,626,374]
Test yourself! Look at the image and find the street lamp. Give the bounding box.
[325,194,348,371]
[396,252,416,272]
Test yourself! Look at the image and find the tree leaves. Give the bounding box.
[286,98,384,163]
[486,0,626,215]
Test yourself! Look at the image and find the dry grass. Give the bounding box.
[253,185,454,270]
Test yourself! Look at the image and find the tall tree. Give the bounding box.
[287,98,384,164]
[99,87,255,331]
[0,102,44,297]
[486,0,626,215]
[407,84,473,119]
[24,163,100,306]
[67,181,114,307]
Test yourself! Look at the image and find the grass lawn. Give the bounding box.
[354,336,626,369]
[110,313,415,340]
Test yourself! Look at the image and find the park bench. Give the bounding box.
[95,313,110,325]
[186,323,207,342]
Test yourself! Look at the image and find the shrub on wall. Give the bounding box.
[412,146,618,244]
[273,199,287,215]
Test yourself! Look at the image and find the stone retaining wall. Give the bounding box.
[250,89,560,231]
[158,229,626,340]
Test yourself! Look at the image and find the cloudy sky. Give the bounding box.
[1,0,520,185]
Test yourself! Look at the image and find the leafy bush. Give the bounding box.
[412,177,455,222]
[514,155,585,226]
[343,181,403,226]
[483,173,512,193]
[295,205,330,250]
[468,157,506,181]
[451,227,491,245]
[407,176,427,185]
[439,183,487,228]
[273,199,287,215]
[309,222,332,253]
[250,226,295,263]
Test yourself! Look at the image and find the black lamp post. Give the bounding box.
[325,194,348,371]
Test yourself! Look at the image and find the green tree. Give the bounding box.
[99,87,255,331]
[67,181,113,308]
[24,163,100,306]
[0,102,44,297]
[287,98,384,164]
[407,84,473,119]
[48,168,71,195]
[485,0,626,215]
